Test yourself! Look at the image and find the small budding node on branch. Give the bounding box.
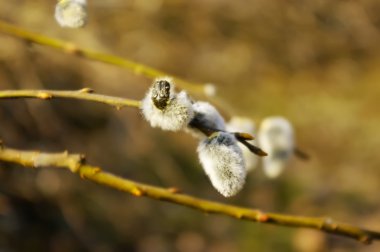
[37,92,52,100]
[131,187,143,197]
[78,87,94,93]
[55,0,88,29]
[257,212,269,222]
[227,117,258,172]
[63,43,81,55]
[258,116,294,178]
[197,132,246,197]
[141,77,194,131]
[167,187,181,194]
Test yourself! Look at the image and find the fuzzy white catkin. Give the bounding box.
[226,117,258,172]
[186,101,226,139]
[197,132,246,197]
[141,77,194,131]
[55,0,88,28]
[258,116,294,178]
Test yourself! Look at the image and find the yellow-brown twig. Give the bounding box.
[0,89,141,108]
[0,20,207,95]
[0,144,379,244]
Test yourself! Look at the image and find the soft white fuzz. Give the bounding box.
[141,77,194,131]
[226,117,258,172]
[197,132,246,197]
[55,0,88,28]
[187,101,225,138]
[258,116,294,178]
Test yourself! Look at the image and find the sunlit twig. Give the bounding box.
[0,144,378,244]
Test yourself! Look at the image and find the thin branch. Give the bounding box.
[0,89,141,108]
[0,20,207,95]
[0,144,379,244]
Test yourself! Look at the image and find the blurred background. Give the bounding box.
[0,0,380,251]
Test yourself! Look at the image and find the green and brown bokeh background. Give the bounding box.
[0,0,380,251]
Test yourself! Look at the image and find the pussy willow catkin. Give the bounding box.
[258,116,294,178]
[197,132,246,197]
[141,77,194,131]
[55,0,88,28]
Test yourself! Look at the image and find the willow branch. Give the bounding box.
[0,89,141,108]
[0,145,378,244]
[0,20,207,95]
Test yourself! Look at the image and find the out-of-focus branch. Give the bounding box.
[0,20,207,95]
[0,144,379,244]
[0,89,141,108]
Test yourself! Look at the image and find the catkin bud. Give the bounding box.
[55,0,88,28]
[226,117,258,172]
[141,77,194,131]
[186,101,225,139]
[197,132,246,197]
[258,116,294,178]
